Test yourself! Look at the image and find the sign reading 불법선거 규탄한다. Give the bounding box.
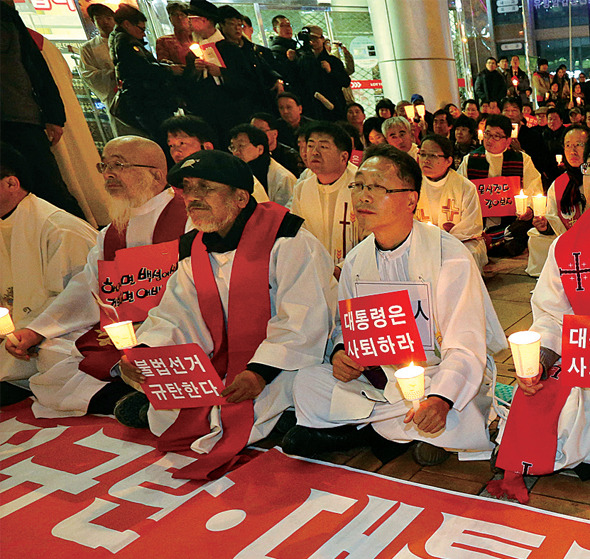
[471,176,521,217]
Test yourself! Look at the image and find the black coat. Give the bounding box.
[474,69,507,104]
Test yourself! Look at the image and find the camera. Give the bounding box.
[297,27,313,53]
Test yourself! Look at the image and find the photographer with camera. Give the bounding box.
[295,26,350,122]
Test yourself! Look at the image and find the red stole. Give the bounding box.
[76,190,187,379]
[554,172,583,231]
[157,202,288,481]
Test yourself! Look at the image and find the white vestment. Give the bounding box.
[526,178,587,277]
[416,170,488,272]
[0,194,97,382]
[408,143,419,161]
[79,35,116,105]
[252,177,269,203]
[135,225,337,451]
[28,189,192,417]
[293,221,507,455]
[267,158,296,207]
[498,241,590,469]
[291,162,361,265]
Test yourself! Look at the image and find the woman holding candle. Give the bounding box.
[416,135,487,272]
[526,126,589,276]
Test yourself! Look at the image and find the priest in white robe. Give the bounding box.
[290,122,361,272]
[6,136,192,417]
[0,143,97,385]
[284,144,506,466]
[416,135,487,273]
[117,150,337,480]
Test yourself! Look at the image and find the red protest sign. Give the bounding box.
[98,240,179,327]
[339,290,425,366]
[472,176,521,217]
[560,314,590,387]
[126,343,226,409]
[349,150,363,167]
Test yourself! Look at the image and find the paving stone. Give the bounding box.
[530,473,590,505]
[409,470,484,495]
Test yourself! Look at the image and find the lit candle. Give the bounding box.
[103,321,137,351]
[392,363,425,412]
[555,154,563,165]
[508,331,541,379]
[404,105,415,120]
[514,189,528,215]
[477,129,484,142]
[545,92,550,100]
[511,123,519,138]
[576,96,582,106]
[532,194,547,216]
[511,76,519,87]
[0,307,19,345]
[189,43,203,58]
[416,104,425,119]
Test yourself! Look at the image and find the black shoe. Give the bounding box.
[365,425,411,463]
[282,425,364,458]
[573,462,590,482]
[273,410,297,435]
[114,391,150,428]
[412,442,450,466]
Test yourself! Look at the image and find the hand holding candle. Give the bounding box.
[189,43,203,59]
[393,363,425,412]
[514,189,528,215]
[0,308,19,346]
[532,193,547,217]
[104,320,137,351]
[477,129,484,142]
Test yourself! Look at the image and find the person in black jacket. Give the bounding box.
[269,15,299,91]
[109,4,184,139]
[296,25,350,121]
[0,0,84,218]
[474,57,507,106]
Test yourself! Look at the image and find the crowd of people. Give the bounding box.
[1,0,589,504]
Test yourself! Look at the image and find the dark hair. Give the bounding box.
[362,116,384,145]
[362,143,422,196]
[537,58,548,68]
[420,134,454,159]
[432,109,453,127]
[242,15,252,27]
[462,98,479,111]
[454,114,477,136]
[160,115,216,146]
[346,102,365,115]
[272,14,288,28]
[547,107,562,120]
[485,114,512,137]
[166,2,188,16]
[337,121,363,152]
[444,103,458,113]
[305,121,352,157]
[229,123,269,155]
[0,143,34,193]
[114,4,146,26]
[277,92,301,106]
[498,56,508,63]
[500,96,522,111]
[87,3,115,19]
[250,112,278,130]
[375,98,396,117]
[486,57,497,63]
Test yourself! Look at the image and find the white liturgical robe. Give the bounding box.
[135,227,337,450]
[28,189,192,417]
[293,220,507,456]
[416,169,488,273]
[0,194,97,382]
[291,162,361,265]
[267,158,296,207]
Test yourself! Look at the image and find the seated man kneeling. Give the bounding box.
[283,144,506,466]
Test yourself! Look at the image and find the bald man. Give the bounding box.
[7,136,192,418]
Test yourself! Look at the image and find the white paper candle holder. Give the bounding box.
[394,365,425,411]
[514,190,528,215]
[532,194,547,217]
[404,105,415,120]
[555,154,563,165]
[104,321,137,351]
[511,123,519,138]
[508,331,541,379]
[0,307,19,345]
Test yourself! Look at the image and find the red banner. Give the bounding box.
[349,80,383,89]
[350,149,363,167]
[98,240,179,327]
[339,290,425,366]
[2,403,590,559]
[472,176,521,217]
[126,343,226,409]
[560,314,590,387]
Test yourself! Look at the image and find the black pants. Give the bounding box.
[1,121,85,219]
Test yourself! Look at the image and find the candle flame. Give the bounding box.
[189,43,203,57]
[519,189,523,196]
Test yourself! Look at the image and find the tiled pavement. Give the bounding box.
[258,251,590,520]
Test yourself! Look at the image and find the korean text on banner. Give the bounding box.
[98,240,179,327]
[560,314,590,387]
[339,290,425,367]
[472,176,521,217]
[126,343,226,409]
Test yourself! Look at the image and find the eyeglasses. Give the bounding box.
[228,143,251,153]
[96,162,156,173]
[418,151,447,160]
[582,163,590,175]
[348,182,414,196]
[565,142,586,150]
[483,131,507,141]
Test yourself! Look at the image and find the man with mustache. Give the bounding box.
[6,136,191,417]
[284,144,506,467]
[116,150,337,480]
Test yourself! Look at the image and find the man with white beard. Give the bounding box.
[6,136,191,417]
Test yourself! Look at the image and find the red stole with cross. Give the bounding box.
[158,202,288,481]
[496,211,590,475]
[554,172,584,232]
[75,189,187,379]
